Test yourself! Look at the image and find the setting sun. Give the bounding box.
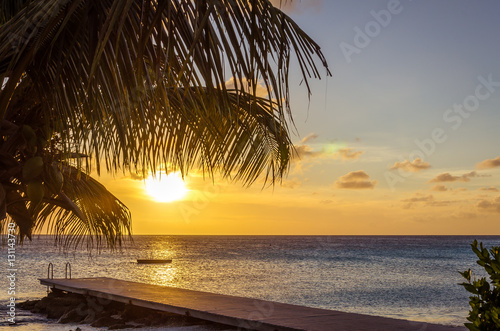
[144,172,188,202]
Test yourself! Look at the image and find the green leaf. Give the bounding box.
[460,269,472,282]
[463,283,480,295]
[22,156,43,181]
[0,0,330,251]
[26,179,44,211]
[6,189,34,241]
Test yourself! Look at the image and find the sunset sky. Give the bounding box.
[100,0,500,235]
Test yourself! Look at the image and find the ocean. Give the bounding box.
[1,235,497,329]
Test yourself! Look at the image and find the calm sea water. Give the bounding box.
[1,235,498,329]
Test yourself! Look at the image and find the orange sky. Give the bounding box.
[96,1,500,235]
[97,155,500,235]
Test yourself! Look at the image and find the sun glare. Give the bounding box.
[144,172,188,203]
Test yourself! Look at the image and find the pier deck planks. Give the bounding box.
[39,277,465,331]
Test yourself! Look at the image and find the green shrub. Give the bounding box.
[460,240,500,330]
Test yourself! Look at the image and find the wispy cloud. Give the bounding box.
[281,178,302,189]
[476,156,500,169]
[294,133,322,161]
[125,172,148,181]
[294,145,324,160]
[301,133,319,144]
[390,158,431,173]
[476,197,500,213]
[335,148,365,161]
[403,194,435,203]
[295,134,364,162]
[401,193,455,209]
[430,185,469,193]
[291,139,325,174]
[292,135,365,176]
[269,0,323,13]
[224,77,268,97]
[479,186,499,192]
[334,170,377,189]
[430,185,448,192]
[401,194,434,209]
[428,171,489,183]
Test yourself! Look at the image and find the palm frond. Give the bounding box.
[0,1,330,250]
[81,85,293,185]
[0,0,330,183]
[0,0,35,25]
[34,163,132,251]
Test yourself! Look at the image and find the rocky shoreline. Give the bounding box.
[19,289,238,330]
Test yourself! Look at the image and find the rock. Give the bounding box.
[149,311,177,326]
[51,294,86,307]
[32,296,52,313]
[106,300,126,311]
[121,304,154,321]
[84,295,123,314]
[81,309,99,324]
[47,288,65,297]
[46,304,70,319]
[90,316,121,328]
[58,308,86,324]
[108,323,134,330]
[20,291,236,330]
[81,313,94,325]
[18,299,37,310]
[31,292,85,319]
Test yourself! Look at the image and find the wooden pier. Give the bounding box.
[39,277,465,331]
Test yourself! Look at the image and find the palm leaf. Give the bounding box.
[0,0,330,182]
[0,1,330,249]
[34,163,132,251]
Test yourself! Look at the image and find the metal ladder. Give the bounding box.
[46,262,72,293]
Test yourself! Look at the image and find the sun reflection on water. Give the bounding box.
[141,264,177,286]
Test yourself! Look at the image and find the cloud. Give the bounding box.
[476,197,500,213]
[430,185,448,192]
[426,200,453,207]
[281,178,302,189]
[402,194,434,203]
[301,133,319,144]
[401,194,454,208]
[476,157,500,169]
[451,212,478,220]
[293,133,323,161]
[127,172,148,180]
[294,135,363,162]
[335,148,364,161]
[292,136,363,175]
[294,144,324,160]
[401,194,434,209]
[269,0,323,13]
[334,170,377,189]
[291,143,325,174]
[428,171,489,183]
[224,77,268,97]
[390,158,431,173]
[479,186,499,192]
